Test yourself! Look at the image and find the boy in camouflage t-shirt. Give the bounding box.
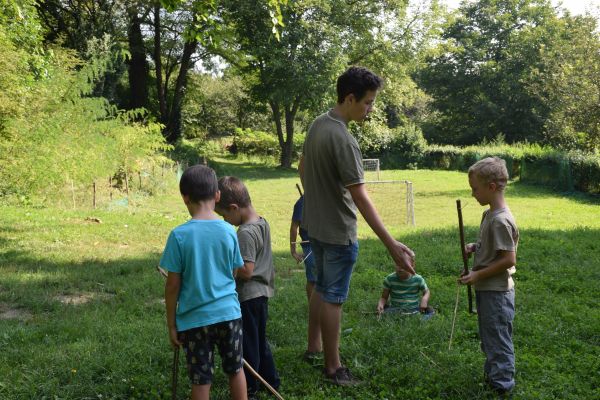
[460,157,519,396]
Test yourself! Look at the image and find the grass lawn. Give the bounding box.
[1,157,599,399]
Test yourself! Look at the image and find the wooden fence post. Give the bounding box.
[71,179,76,209]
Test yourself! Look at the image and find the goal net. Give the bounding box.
[357,179,416,237]
[362,158,380,181]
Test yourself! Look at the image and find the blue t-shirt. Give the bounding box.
[292,196,309,241]
[160,219,244,331]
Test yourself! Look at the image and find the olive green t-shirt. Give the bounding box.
[301,111,364,245]
[473,208,519,291]
[236,217,275,302]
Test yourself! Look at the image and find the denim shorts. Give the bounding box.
[178,318,243,385]
[301,243,317,283]
[310,238,359,304]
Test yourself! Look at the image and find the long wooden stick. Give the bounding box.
[456,200,474,313]
[448,284,460,350]
[157,265,169,279]
[171,347,179,400]
[300,250,312,264]
[419,350,441,369]
[295,183,303,197]
[243,359,285,400]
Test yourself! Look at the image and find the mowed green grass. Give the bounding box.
[0,157,599,399]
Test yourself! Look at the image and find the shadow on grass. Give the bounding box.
[276,226,600,399]
[392,182,600,208]
[1,224,599,399]
[210,156,299,182]
[509,181,600,204]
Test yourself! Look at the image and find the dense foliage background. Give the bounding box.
[1,1,599,398]
[2,0,599,203]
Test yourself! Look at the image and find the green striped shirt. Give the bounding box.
[383,273,428,313]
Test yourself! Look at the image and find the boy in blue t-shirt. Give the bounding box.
[160,165,247,400]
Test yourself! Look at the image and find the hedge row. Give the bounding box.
[419,144,600,194]
[230,128,305,160]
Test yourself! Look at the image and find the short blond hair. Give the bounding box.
[468,157,509,190]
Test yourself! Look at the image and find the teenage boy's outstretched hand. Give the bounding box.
[387,241,415,274]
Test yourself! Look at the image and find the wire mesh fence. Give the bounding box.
[358,179,416,237]
[363,158,381,181]
[55,162,187,210]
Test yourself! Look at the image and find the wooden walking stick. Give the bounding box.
[243,359,285,400]
[456,200,474,314]
[295,183,303,197]
[171,346,179,400]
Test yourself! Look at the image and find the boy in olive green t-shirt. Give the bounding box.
[215,176,280,399]
[460,157,519,396]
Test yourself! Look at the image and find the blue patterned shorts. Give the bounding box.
[179,318,243,385]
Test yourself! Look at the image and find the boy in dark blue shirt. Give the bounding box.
[290,194,317,300]
[291,193,323,363]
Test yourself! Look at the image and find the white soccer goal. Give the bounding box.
[362,158,380,181]
[362,180,415,228]
[360,159,415,228]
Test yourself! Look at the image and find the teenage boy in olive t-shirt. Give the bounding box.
[299,66,416,386]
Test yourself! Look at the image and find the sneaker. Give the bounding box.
[323,367,361,386]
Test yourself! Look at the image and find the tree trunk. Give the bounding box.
[270,101,284,146]
[281,106,296,168]
[164,39,198,143]
[127,5,148,110]
[153,4,167,122]
[270,102,287,167]
[270,100,299,168]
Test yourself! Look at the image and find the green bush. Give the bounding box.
[349,115,394,156]
[567,151,600,193]
[0,32,170,203]
[380,123,428,168]
[232,128,305,162]
[350,113,428,169]
[420,143,600,194]
[233,128,279,156]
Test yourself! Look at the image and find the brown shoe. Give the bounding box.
[323,367,361,386]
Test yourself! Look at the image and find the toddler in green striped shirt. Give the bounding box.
[376,265,432,316]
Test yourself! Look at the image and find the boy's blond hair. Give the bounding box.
[468,157,509,191]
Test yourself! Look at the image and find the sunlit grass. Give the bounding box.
[0,157,598,399]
